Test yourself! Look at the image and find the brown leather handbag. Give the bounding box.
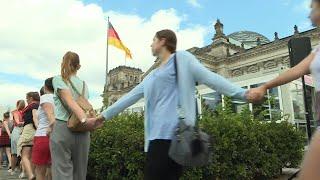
[57,80,96,132]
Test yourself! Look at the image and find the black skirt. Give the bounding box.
[144,139,183,180]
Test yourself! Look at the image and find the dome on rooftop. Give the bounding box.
[228,31,270,48]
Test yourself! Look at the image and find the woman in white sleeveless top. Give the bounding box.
[248,0,320,178]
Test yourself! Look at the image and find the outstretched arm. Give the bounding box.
[100,81,144,121]
[249,53,315,102]
[189,53,247,101]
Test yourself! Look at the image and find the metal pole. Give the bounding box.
[302,76,312,141]
[106,16,110,86]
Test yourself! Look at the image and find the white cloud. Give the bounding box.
[187,0,201,8]
[0,82,36,112]
[0,0,208,109]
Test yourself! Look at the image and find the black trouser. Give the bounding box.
[144,139,183,180]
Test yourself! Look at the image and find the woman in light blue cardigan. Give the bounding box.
[95,29,254,179]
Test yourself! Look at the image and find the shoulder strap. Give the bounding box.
[69,79,86,97]
[56,79,86,113]
[82,81,86,96]
[68,80,81,96]
[173,54,199,118]
[56,90,71,113]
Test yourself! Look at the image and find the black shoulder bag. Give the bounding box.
[168,54,213,167]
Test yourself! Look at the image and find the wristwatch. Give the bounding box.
[80,118,87,124]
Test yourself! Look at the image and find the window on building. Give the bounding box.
[201,92,222,111]
[250,83,280,121]
[231,86,249,113]
[290,81,306,121]
[291,79,317,144]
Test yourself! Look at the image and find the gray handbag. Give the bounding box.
[169,54,212,167]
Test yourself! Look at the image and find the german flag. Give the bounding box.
[108,22,132,59]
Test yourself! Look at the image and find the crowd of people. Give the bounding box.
[0,79,55,180]
[0,51,99,180]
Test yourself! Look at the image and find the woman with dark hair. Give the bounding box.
[10,100,26,176]
[17,91,40,180]
[94,29,254,179]
[32,77,54,180]
[0,112,13,172]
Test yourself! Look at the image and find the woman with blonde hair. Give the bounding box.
[50,51,97,180]
[10,100,25,176]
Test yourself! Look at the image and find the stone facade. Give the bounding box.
[103,20,320,137]
[103,66,143,106]
[146,20,319,81]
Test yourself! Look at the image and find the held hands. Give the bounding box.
[46,121,56,137]
[46,127,53,137]
[86,115,105,130]
[245,85,268,103]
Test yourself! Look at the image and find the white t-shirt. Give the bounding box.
[34,94,54,137]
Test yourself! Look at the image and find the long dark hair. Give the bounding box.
[26,92,40,102]
[3,112,10,119]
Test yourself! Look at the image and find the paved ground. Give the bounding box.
[274,168,299,180]
[0,168,21,180]
[0,167,299,180]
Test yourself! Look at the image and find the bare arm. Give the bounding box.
[299,131,320,179]
[3,121,11,137]
[248,53,315,102]
[42,102,55,135]
[32,109,38,129]
[59,89,86,120]
[42,103,55,126]
[263,53,314,90]
[12,112,23,126]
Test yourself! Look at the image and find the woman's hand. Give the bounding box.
[86,115,105,130]
[46,127,52,137]
[95,115,105,129]
[246,85,267,103]
[46,121,55,137]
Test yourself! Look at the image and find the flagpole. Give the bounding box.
[106,17,109,88]
[103,16,110,108]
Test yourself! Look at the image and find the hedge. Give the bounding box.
[88,98,304,180]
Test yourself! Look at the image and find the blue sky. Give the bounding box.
[0,0,314,110]
[83,0,312,43]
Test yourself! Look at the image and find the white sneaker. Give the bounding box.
[10,171,15,176]
[8,168,12,173]
[19,172,27,179]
